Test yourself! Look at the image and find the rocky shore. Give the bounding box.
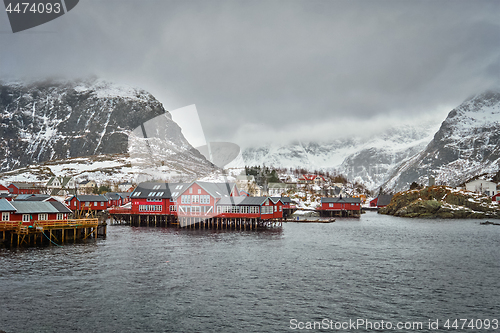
[379,186,500,218]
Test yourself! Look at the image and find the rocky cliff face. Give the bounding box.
[0,79,213,174]
[383,91,500,191]
[379,186,500,219]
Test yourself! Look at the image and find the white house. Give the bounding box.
[465,179,497,196]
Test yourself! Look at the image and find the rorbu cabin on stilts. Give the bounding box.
[108,181,286,230]
[0,198,104,247]
[319,196,362,217]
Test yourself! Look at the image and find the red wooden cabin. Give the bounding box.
[8,183,41,195]
[129,182,172,215]
[1,200,71,226]
[320,197,361,211]
[66,195,109,211]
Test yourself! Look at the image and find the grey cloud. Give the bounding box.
[1,0,499,146]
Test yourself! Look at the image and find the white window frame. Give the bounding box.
[57,213,64,220]
[22,214,30,222]
[181,195,190,204]
[1,212,9,221]
[38,213,48,221]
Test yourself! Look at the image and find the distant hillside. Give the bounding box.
[0,78,213,175]
[383,91,500,192]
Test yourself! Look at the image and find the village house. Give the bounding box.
[0,199,72,225]
[104,192,129,208]
[216,196,283,220]
[8,183,42,195]
[0,184,9,194]
[267,182,297,196]
[235,175,262,196]
[66,195,109,211]
[465,179,497,196]
[122,181,288,221]
[46,176,77,196]
[298,174,326,185]
[118,181,134,192]
[78,180,98,194]
[319,196,362,217]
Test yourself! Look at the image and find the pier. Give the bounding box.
[0,219,106,247]
[109,212,282,230]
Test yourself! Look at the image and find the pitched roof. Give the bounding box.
[104,192,123,200]
[15,194,52,201]
[194,182,237,199]
[131,182,172,199]
[277,197,293,204]
[270,197,292,204]
[321,197,361,204]
[0,199,16,212]
[10,201,64,214]
[217,196,268,206]
[9,182,38,189]
[48,201,73,213]
[67,195,108,202]
[0,184,9,191]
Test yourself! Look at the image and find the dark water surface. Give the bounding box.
[1,212,500,332]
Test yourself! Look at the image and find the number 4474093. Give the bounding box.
[5,2,61,14]
[443,319,498,330]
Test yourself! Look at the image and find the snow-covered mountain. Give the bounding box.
[242,122,438,191]
[0,78,215,177]
[383,91,500,192]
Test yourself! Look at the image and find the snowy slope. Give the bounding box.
[242,121,438,191]
[0,78,215,176]
[383,91,500,191]
[0,153,219,186]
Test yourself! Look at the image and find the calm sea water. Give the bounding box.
[1,212,500,333]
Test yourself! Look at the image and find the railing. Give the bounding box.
[0,221,20,231]
[0,219,99,231]
[34,219,99,228]
[108,208,132,214]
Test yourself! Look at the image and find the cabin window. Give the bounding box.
[191,195,199,203]
[200,195,210,204]
[279,206,282,212]
[329,203,333,207]
[170,205,177,212]
[1,212,9,221]
[22,214,30,222]
[38,214,48,221]
[57,213,64,220]
[189,188,193,194]
[101,202,104,206]
[181,195,190,204]
[198,189,201,194]
[94,202,98,207]
[274,206,277,212]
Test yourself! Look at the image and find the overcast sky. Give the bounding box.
[1,0,499,147]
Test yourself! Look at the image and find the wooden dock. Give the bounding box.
[0,219,106,247]
[109,213,282,230]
